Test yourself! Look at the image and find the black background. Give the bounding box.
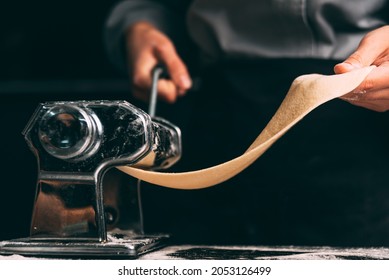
[0,0,125,241]
[0,1,120,80]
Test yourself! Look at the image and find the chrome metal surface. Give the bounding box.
[39,105,103,161]
[0,234,169,258]
[0,98,181,258]
[149,67,163,118]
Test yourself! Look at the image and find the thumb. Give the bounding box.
[334,34,382,74]
[334,51,369,74]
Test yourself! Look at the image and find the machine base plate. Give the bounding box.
[0,233,169,259]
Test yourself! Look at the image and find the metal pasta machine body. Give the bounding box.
[0,99,181,258]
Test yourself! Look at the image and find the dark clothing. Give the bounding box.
[105,0,389,70]
[104,1,389,246]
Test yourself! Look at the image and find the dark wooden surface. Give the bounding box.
[139,245,389,260]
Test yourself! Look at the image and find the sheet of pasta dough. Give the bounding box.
[117,67,374,190]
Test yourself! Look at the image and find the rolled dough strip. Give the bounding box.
[117,67,374,189]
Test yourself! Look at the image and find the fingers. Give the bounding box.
[132,51,157,93]
[334,52,365,74]
[340,85,389,112]
[338,62,389,101]
[339,66,389,112]
[352,62,389,92]
[334,26,389,74]
[334,46,379,73]
[334,26,389,112]
[127,22,192,103]
[133,80,181,104]
[342,86,389,101]
[154,42,192,95]
[340,97,389,112]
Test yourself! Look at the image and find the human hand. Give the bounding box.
[334,25,389,112]
[126,21,192,103]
